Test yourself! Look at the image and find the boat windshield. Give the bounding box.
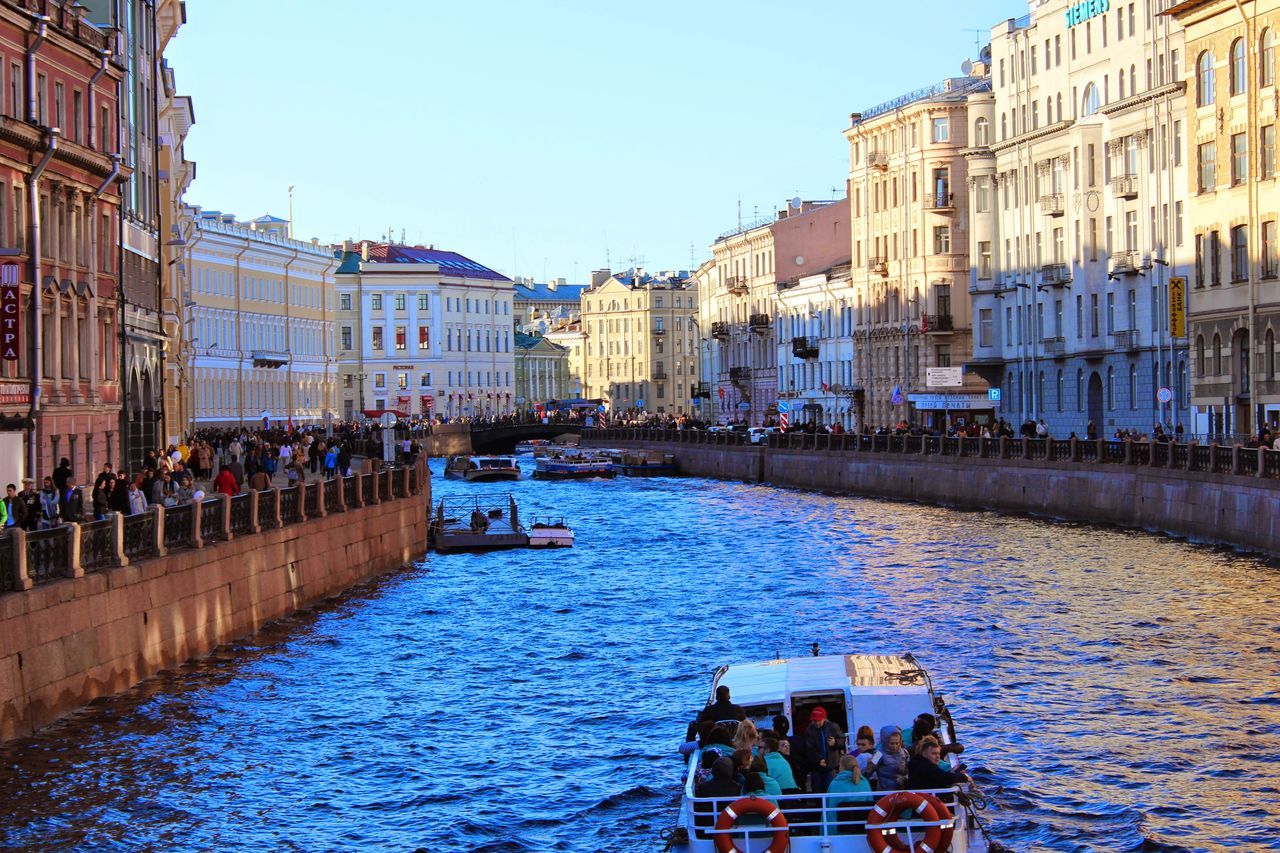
[476,458,514,468]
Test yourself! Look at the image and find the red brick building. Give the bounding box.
[0,1,125,483]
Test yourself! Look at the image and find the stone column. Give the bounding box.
[66,522,83,578]
[1021,437,1030,459]
[110,511,129,567]
[1185,441,1196,471]
[1231,444,1241,476]
[1069,436,1079,462]
[248,489,261,533]
[268,486,283,527]
[217,493,232,540]
[1257,447,1267,478]
[1123,438,1133,465]
[154,504,167,558]
[297,483,309,522]
[367,473,380,505]
[191,500,205,549]
[10,528,32,591]
[315,480,326,518]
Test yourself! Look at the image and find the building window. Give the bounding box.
[340,326,352,350]
[1081,82,1100,116]
[1195,233,1205,287]
[340,293,351,311]
[371,326,383,350]
[374,372,386,389]
[395,326,406,350]
[1231,225,1249,282]
[1231,38,1247,96]
[397,372,408,390]
[394,293,406,311]
[1197,141,1216,193]
[1262,125,1276,180]
[979,308,993,347]
[418,326,430,349]
[932,226,951,254]
[1231,132,1248,185]
[931,117,949,142]
[1262,29,1276,88]
[935,344,951,367]
[371,293,383,310]
[978,241,992,279]
[975,177,991,213]
[1263,220,1278,279]
[418,293,429,311]
[974,117,989,146]
[1198,51,1215,106]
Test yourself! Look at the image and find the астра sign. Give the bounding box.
[1065,0,1110,28]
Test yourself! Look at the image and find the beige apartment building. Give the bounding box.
[1167,0,1279,436]
[185,209,337,429]
[158,37,195,443]
[514,331,570,407]
[580,268,698,415]
[543,316,586,399]
[843,69,988,429]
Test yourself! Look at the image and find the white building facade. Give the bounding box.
[335,242,515,420]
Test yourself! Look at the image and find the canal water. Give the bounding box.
[0,458,1278,851]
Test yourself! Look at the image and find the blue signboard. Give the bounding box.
[776,401,791,414]
[988,388,1002,402]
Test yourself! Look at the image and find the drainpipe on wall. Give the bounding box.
[1234,0,1259,435]
[26,132,58,480]
[24,16,47,124]
[87,51,109,151]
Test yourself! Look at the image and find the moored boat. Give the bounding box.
[669,652,990,853]
[514,439,551,455]
[445,455,521,482]
[430,494,528,553]
[526,518,574,548]
[532,450,615,480]
[618,449,678,476]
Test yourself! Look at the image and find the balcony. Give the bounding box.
[1038,193,1065,217]
[1111,329,1141,350]
[922,313,954,332]
[710,321,730,340]
[652,367,669,380]
[729,366,752,383]
[1038,263,1072,288]
[926,191,956,213]
[725,276,748,295]
[1110,173,1139,199]
[651,326,666,336]
[1042,336,1066,357]
[749,313,771,332]
[868,256,888,277]
[868,151,889,171]
[1110,250,1141,276]
[791,336,820,360]
[251,350,289,368]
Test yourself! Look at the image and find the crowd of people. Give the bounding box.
[0,426,411,532]
[681,686,970,832]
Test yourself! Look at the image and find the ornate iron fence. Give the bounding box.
[1171,444,1189,468]
[26,527,71,582]
[342,475,358,507]
[164,504,195,551]
[123,511,157,561]
[324,478,341,512]
[1050,440,1072,461]
[229,494,253,536]
[201,499,225,543]
[1213,445,1235,474]
[1238,448,1259,476]
[1027,439,1048,461]
[1102,441,1126,464]
[359,474,372,504]
[0,534,14,591]
[305,483,320,518]
[1130,443,1151,466]
[258,489,279,529]
[279,486,300,524]
[1151,442,1170,467]
[1190,445,1211,472]
[80,519,116,571]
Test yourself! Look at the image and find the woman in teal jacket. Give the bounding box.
[825,754,872,833]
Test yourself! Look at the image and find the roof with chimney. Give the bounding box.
[334,243,510,281]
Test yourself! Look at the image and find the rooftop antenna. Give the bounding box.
[737,197,742,232]
[689,241,696,269]
[964,28,984,53]
[287,185,295,238]
[400,228,406,244]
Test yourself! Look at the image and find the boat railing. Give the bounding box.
[684,785,967,845]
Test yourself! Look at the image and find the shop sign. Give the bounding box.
[0,263,19,362]
[907,392,998,411]
[1065,0,1109,28]
[0,382,30,405]
[1169,276,1186,339]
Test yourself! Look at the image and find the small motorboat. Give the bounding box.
[533,449,615,480]
[527,518,574,548]
[619,450,678,476]
[445,455,521,482]
[430,494,528,553]
[514,439,551,455]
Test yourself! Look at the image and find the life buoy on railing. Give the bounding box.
[712,796,789,853]
[865,790,954,853]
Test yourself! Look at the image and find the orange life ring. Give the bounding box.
[865,790,950,853]
[713,796,789,853]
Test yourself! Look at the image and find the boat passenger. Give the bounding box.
[906,734,971,791]
[698,685,746,723]
[732,718,761,754]
[852,726,877,776]
[771,714,806,782]
[760,736,800,793]
[803,706,845,794]
[906,714,964,770]
[694,756,741,800]
[868,725,910,792]
[469,508,489,532]
[745,759,780,804]
[825,754,873,833]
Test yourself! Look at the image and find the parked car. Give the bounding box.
[748,427,778,444]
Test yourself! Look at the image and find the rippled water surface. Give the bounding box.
[1,459,1279,851]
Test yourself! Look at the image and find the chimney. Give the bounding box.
[591,269,612,288]
[342,239,352,252]
[547,279,558,291]
[360,241,370,262]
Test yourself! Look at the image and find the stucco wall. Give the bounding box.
[0,484,429,742]
[589,439,1280,556]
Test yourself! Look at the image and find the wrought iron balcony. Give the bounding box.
[923,314,954,332]
[729,366,752,382]
[652,367,669,380]
[1110,173,1139,199]
[791,336,820,360]
[926,191,956,212]
[1111,329,1141,350]
[251,350,289,368]
[868,151,889,170]
[1038,263,1072,287]
[652,326,666,336]
[725,276,748,295]
[868,257,888,277]
[1038,193,1065,217]
[710,321,730,340]
[749,313,771,331]
[1110,250,1141,276]
[1042,336,1066,357]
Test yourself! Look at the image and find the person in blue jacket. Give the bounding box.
[825,754,873,833]
[761,736,800,793]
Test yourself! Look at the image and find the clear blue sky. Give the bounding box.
[168,0,1023,282]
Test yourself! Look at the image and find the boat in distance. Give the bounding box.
[526,518,574,548]
[429,494,528,553]
[532,449,615,480]
[444,455,521,482]
[514,439,552,455]
[671,652,990,853]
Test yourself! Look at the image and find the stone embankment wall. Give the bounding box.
[586,437,1280,556]
[0,466,430,742]
[426,423,471,457]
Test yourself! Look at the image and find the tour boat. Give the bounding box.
[618,449,679,477]
[526,518,574,548]
[514,439,551,455]
[532,450,615,480]
[444,455,521,482]
[430,494,528,553]
[669,652,991,853]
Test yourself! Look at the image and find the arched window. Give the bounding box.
[1213,333,1222,375]
[1128,364,1137,409]
[1129,64,1137,96]
[1198,51,1216,107]
[1268,328,1276,379]
[974,117,990,146]
[1076,368,1085,412]
[1107,366,1115,410]
[1001,113,1008,140]
[1081,82,1100,116]
[1045,97,1053,124]
[1056,369,1064,412]
[1231,38,1247,95]
[1055,93,1063,122]
[1038,370,1045,414]
[1196,334,1206,376]
[1262,29,1276,88]
[1119,72,1126,99]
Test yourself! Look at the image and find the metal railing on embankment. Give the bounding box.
[583,428,1280,482]
[0,462,427,595]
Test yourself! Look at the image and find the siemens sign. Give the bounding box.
[1065,0,1110,27]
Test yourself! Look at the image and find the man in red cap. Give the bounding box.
[802,705,845,793]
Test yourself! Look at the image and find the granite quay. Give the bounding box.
[0,461,430,742]
[584,428,1280,555]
